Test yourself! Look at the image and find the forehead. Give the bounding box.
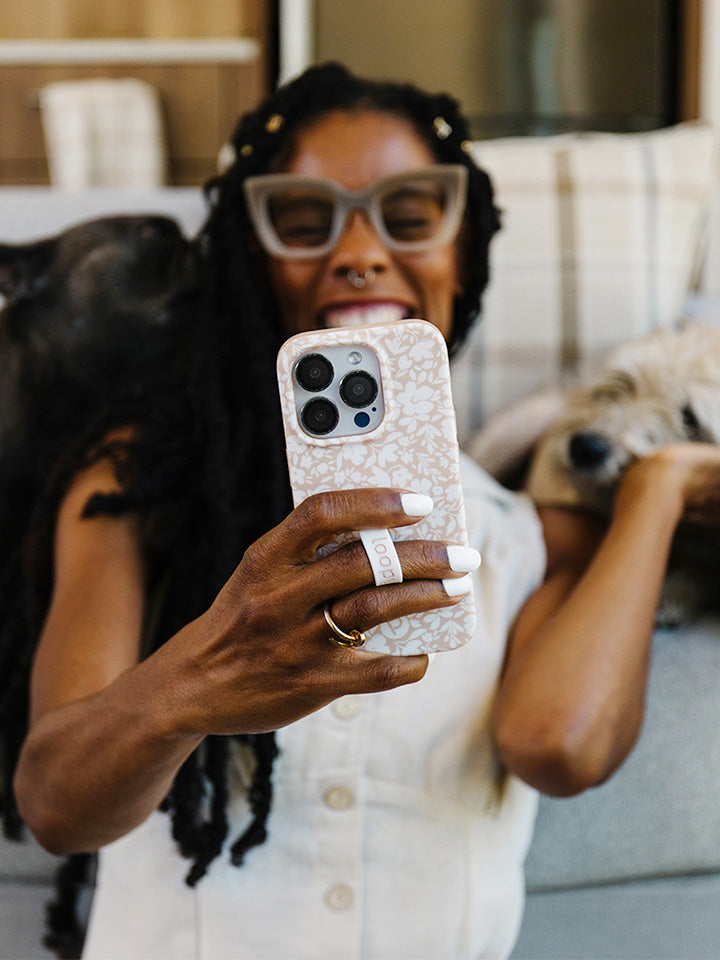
[281,109,437,188]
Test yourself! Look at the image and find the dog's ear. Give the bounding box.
[0,239,57,299]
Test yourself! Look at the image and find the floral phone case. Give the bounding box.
[276,318,475,655]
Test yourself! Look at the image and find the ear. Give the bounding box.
[0,238,58,299]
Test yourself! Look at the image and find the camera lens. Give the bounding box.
[300,398,339,435]
[295,353,334,392]
[339,371,378,408]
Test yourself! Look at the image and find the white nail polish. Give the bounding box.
[446,545,481,572]
[442,574,474,597]
[401,493,434,517]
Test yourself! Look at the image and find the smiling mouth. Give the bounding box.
[322,303,414,328]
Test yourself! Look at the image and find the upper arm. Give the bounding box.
[504,505,605,669]
[29,454,146,724]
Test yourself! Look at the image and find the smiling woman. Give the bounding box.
[12,61,720,960]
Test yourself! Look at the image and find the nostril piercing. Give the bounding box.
[346,268,376,288]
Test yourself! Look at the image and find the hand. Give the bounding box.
[619,443,720,535]
[155,488,472,737]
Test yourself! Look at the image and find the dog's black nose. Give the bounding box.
[568,432,612,469]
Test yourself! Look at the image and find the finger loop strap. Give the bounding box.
[359,528,403,586]
[324,604,366,648]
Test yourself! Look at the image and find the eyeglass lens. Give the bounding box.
[268,192,334,249]
[266,177,450,251]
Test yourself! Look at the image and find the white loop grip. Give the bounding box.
[359,528,403,586]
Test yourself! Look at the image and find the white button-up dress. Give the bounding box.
[83,456,546,960]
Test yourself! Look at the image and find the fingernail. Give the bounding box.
[442,574,473,597]
[446,545,481,572]
[401,493,434,517]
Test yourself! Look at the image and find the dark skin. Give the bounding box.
[15,109,720,855]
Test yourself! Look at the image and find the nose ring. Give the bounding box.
[346,268,376,289]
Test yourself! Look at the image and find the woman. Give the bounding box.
[12,63,720,959]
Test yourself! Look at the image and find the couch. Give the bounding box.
[2,119,720,960]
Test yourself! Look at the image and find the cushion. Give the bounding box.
[452,122,720,443]
[524,616,720,890]
[512,874,720,960]
[0,881,55,959]
[0,186,206,243]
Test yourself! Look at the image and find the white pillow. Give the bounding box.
[452,122,720,444]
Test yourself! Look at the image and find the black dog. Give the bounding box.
[0,215,202,956]
[0,215,199,461]
[0,214,200,571]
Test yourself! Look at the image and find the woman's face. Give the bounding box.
[265,109,463,342]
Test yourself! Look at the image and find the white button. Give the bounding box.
[323,785,354,810]
[331,695,359,720]
[325,883,354,911]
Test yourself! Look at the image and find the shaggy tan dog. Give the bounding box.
[526,324,720,512]
[469,323,720,624]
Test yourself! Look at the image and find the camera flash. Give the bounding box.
[348,351,362,365]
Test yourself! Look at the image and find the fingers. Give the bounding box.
[294,537,477,609]
[323,575,470,643]
[261,488,435,565]
[327,648,430,694]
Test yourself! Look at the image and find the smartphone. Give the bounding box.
[276,318,475,655]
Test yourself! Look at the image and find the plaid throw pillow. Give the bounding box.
[453,122,720,443]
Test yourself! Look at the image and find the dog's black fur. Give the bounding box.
[0,214,202,957]
[0,215,200,603]
[0,215,199,497]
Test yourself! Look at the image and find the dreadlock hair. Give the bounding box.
[2,61,501,957]
[167,54,500,886]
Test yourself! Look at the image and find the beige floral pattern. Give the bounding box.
[277,319,476,655]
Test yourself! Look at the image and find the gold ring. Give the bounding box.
[323,603,366,648]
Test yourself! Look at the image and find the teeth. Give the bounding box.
[324,304,408,328]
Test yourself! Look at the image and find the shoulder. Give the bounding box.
[460,454,604,573]
[460,452,543,546]
[55,427,144,576]
[59,427,136,520]
[460,453,547,598]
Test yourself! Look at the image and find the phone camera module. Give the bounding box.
[300,397,339,435]
[339,371,378,409]
[295,353,334,392]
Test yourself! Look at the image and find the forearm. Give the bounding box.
[494,461,684,794]
[14,651,203,855]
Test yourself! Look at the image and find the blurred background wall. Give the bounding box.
[0,0,273,185]
[0,0,706,186]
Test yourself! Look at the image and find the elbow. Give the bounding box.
[493,707,627,797]
[14,782,69,857]
[13,759,92,857]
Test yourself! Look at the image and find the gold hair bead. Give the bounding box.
[461,139,474,154]
[240,144,254,157]
[433,116,452,140]
[265,113,284,133]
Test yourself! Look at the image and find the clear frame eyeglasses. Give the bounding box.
[242,165,468,260]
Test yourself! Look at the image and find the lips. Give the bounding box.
[321,302,414,328]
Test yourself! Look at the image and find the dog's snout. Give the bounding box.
[568,432,612,470]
